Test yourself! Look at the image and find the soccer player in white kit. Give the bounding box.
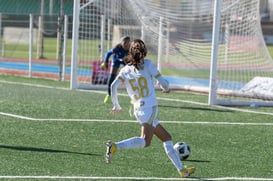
[105,39,195,177]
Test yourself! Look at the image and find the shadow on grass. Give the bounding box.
[184,159,210,163]
[0,145,101,156]
[159,104,233,113]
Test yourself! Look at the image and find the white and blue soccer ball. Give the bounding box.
[174,142,191,160]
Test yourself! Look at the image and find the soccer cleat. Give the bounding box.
[179,166,195,178]
[104,95,111,103]
[105,141,117,163]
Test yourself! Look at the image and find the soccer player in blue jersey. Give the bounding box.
[101,36,131,103]
[105,39,195,178]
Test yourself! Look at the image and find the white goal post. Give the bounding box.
[208,0,273,106]
[70,0,273,107]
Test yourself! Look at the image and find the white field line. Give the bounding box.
[0,80,71,91]
[1,83,273,181]
[0,176,272,180]
[1,80,273,117]
[0,114,272,181]
[1,111,273,126]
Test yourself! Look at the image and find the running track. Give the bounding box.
[0,61,245,89]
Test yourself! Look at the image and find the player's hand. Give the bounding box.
[162,89,170,93]
[158,79,170,93]
[110,108,122,115]
[101,62,108,69]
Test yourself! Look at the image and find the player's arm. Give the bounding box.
[110,76,123,114]
[156,74,170,93]
[148,60,170,93]
[105,49,114,61]
[101,49,114,68]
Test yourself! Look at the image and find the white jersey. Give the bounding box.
[111,59,168,110]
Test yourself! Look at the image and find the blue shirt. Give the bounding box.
[104,46,128,63]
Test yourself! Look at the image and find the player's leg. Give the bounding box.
[115,136,146,150]
[154,124,195,177]
[141,123,155,147]
[105,133,147,163]
[154,124,183,171]
[106,109,155,153]
[105,106,156,163]
[105,136,145,163]
[104,66,118,103]
[110,123,154,150]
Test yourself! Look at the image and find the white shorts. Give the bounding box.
[134,105,160,128]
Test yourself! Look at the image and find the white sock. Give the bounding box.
[163,140,183,171]
[116,137,146,150]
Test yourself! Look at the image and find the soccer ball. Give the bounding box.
[174,142,191,160]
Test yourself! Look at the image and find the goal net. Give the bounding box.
[71,0,273,106]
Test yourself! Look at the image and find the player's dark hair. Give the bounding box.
[125,39,147,70]
[113,36,130,49]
